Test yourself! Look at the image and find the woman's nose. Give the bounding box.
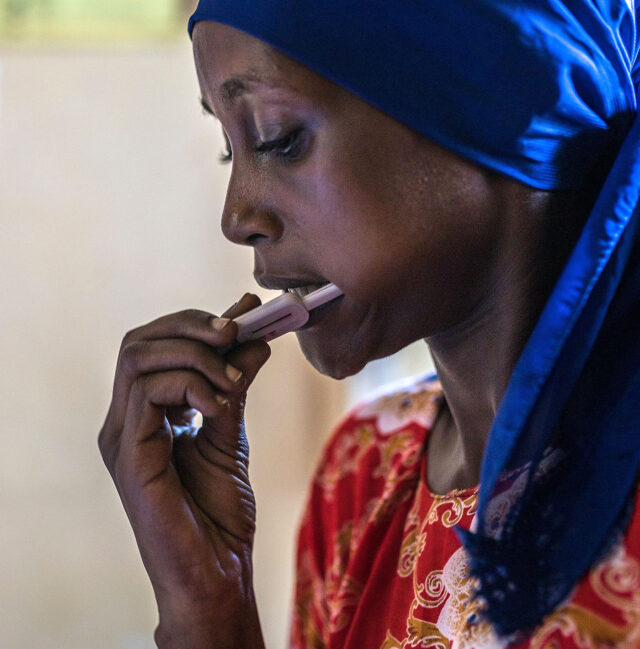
[221,169,284,246]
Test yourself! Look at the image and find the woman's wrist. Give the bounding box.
[155,621,266,649]
[154,574,266,649]
[155,600,266,649]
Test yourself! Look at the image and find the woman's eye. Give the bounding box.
[218,130,232,164]
[218,128,308,165]
[255,129,306,161]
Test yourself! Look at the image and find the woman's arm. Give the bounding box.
[98,294,270,649]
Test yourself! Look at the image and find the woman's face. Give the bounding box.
[193,22,505,379]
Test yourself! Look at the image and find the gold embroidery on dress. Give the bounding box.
[590,544,640,614]
[380,631,405,649]
[357,380,443,435]
[373,430,422,480]
[378,606,450,649]
[329,575,364,633]
[426,494,478,528]
[317,421,424,505]
[417,569,447,609]
[530,604,629,649]
[433,549,501,649]
[398,528,428,579]
[529,544,640,649]
[407,601,451,649]
[318,378,640,649]
[323,520,365,636]
[372,461,421,526]
[295,552,329,649]
[315,423,377,500]
[326,520,354,598]
[392,481,507,648]
[322,426,423,638]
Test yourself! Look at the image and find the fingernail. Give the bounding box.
[211,317,231,331]
[225,364,243,383]
[215,394,229,407]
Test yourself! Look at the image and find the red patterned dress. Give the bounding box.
[291,376,640,649]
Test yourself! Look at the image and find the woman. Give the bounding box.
[98,2,640,647]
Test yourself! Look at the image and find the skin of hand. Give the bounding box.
[99,294,270,649]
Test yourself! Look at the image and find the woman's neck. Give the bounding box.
[424,186,585,494]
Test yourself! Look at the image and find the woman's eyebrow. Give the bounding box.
[219,70,298,106]
[199,71,299,118]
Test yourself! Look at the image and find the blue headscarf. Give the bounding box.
[189,0,640,639]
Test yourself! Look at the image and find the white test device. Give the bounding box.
[233,283,343,343]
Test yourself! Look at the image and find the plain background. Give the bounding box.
[0,36,433,649]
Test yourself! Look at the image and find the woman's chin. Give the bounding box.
[295,331,369,380]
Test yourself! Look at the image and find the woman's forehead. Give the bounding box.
[189,3,638,191]
[193,21,341,116]
[194,23,303,90]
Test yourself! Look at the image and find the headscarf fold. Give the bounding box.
[189,0,640,638]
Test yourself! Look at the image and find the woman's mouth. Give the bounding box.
[255,276,344,331]
[285,282,329,298]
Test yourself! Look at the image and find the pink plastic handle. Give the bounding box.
[234,292,309,343]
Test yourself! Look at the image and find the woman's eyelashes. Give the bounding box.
[219,130,233,164]
[255,128,306,161]
[218,127,308,164]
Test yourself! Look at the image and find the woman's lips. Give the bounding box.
[253,275,343,333]
[255,274,328,291]
[285,282,328,298]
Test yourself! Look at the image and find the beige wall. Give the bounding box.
[0,42,347,648]
[0,41,433,648]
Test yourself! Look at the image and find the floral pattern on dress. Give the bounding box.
[529,543,640,649]
[356,376,443,435]
[291,375,640,649]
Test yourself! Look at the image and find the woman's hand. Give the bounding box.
[98,294,270,649]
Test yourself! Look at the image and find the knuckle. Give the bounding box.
[132,374,150,396]
[180,308,209,323]
[97,426,118,472]
[129,375,153,405]
[97,427,110,458]
[119,339,149,374]
[184,374,203,400]
[260,342,272,362]
[121,326,141,347]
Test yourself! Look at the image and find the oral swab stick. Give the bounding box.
[233,282,343,343]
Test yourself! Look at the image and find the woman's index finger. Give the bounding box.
[123,308,238,348]
[121,294,263,348]
[221,293,263,319]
